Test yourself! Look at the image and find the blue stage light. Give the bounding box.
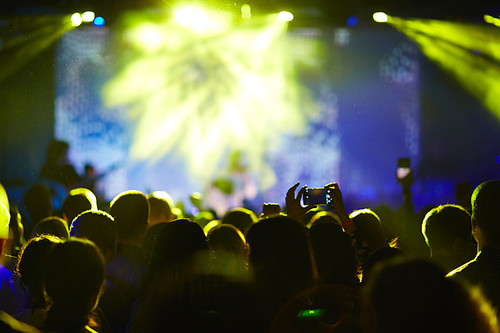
[93,16,105,27]
[346,15,358,27]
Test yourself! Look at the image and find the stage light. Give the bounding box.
[346,15,358,27]
[82,11,95,22]
[175,6,208,31]
[373,12,388,23]
[278,11,294,22]
[484,14,500,27]
[387,16,500,122]
[71,13,82,27]
[93,17,105,27]
[241,4,251,19]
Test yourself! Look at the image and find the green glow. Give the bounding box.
[71,13,82,26]
[388,17,500,121]
[373,12,388,23]
[0,15,75,82]
[104,8,317,189]
[297,309,325,319]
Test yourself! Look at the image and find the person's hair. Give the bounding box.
[471,180,500,245]
[422,204,471,253]
[221,208,257,234]
[70,210,117,256]
[246,216,316,306]
[109,190,149,240]
[31,216,69,240]
[43,238,106,332]
[61,188,97,225]
[308,218,358,288]
[147,219,209,295]
[349,209,387,251]
[147,191,174,223]
[207,224,246,255]
[15,235,61,311]
[362,258,499,333]
[307,211,342,229]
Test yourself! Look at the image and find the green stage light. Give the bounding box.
[387,16,500,122]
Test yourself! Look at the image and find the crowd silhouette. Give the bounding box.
[1,140,500,332]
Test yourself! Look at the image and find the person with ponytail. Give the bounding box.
[42,238,108,333]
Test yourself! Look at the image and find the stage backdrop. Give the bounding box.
[54,22,421,214]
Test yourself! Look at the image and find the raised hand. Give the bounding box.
[285,182,316,222]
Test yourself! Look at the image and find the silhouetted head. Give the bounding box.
[422,204,471,256]
[363,259,498,333]
[207,224,246,255]
[110,190,149,242]
[149,218,208,272]
[307,211,342,229]
[147,191,175,226]
[309,218,358,287]
[362,247,405,285]
[221,208,257,234]
[471,180,500,246]
[246,216,316,304]
[350,209,387,251]
[31,216,69,240]
[61,188,97,226]
[16,235,61,311]
[43,238,106,332]
[70,210,117,263]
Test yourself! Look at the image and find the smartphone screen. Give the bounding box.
[304,188,332,205]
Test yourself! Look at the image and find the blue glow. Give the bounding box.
[93,16,105,27]
[346,15,358,27]
[496,154,500,164]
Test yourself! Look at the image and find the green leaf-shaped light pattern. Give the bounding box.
[103,6,317,188]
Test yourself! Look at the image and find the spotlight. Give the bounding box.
[93,16,105,27]
[71,13,83,27]
[82,11,95,22]
[175,6,207,26]
[373,12,388,23]
[278,11,294,22]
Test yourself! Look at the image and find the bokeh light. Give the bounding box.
[71,13,82,27]
[278,11,294,22]
[82,11,95,22]
[373,12,388,23]
[93,16,105,27]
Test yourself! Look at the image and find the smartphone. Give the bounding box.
[303,188,333,205]
[397,158,411,179]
